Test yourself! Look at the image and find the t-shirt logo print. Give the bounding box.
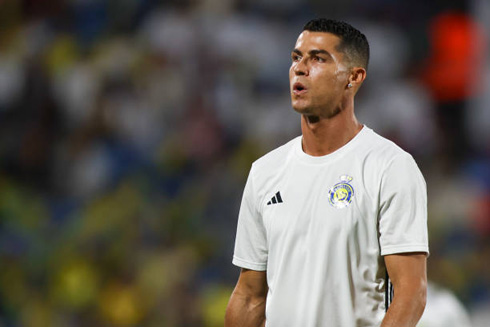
[328,175,355,209]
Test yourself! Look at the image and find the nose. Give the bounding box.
[293,58,308,76]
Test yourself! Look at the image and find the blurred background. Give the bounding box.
[0,0,489,326]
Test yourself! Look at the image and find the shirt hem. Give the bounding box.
[232,256,267,271]
[381,244,429,256]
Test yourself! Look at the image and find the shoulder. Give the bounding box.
[360,127,417,169]
[252,136,299,170]
[355,127,425,190]
[249,136,300,180]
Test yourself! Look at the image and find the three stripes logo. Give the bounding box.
[267,191,283,205]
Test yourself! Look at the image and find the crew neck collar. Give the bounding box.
[294,125,369,164]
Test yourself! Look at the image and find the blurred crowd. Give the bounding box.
[0,0,489,326]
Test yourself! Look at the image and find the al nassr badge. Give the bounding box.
[328,175,354,209]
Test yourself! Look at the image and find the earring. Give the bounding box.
[348,83,353,88]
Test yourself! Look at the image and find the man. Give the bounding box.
[225,18,429,327]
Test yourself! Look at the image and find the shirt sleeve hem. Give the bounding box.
[232,256,267,271]
[381,244,429,256]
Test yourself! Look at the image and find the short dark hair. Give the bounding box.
[303,18,370,70]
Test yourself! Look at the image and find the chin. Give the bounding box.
[292,103,313,115]
[292,106,306,114]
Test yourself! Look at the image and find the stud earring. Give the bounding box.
[348,83,353,88]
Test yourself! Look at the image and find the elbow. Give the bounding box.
[225,290,267,323]
[243,292,268,313]
[406,277,427,322]
[395,277,428,319]
[418,278,428,313]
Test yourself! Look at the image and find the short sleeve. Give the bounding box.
[232,165,268,270]
[379,153,429,256]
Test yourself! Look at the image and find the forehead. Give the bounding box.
[294,31,342,53]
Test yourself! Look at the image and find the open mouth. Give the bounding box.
[293,82,307,94]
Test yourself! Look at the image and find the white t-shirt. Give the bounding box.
[232,126,429,327]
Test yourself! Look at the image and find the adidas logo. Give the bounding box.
[267,191,283,205]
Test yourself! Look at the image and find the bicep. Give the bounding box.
[234,268,268,298]
[233,166,268,270]
[385,252,427,290]
[378,154,429,257]
[382,253,428,326]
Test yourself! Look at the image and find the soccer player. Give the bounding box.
[225,18,429,327]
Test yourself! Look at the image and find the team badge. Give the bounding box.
[328,175,355,209]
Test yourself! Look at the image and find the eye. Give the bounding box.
[313,56,325,63]
[291,54,301,62]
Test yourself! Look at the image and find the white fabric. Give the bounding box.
[232,126,429,327]
[417,282,472,327]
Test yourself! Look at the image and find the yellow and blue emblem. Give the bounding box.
[328,175,355,209]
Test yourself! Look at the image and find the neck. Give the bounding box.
[300,105,362,156]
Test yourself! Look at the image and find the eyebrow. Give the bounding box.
[292,48,333,59]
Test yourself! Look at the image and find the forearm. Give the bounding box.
[225,291,267,327]
[381,282,427,327]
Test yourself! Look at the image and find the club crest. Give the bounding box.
[328,175,354,209]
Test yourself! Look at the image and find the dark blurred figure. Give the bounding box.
[1,60,62,192]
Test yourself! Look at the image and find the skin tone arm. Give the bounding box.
[225,269,268,327]
[381,253,428,327]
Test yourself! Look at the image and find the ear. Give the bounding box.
[347,67,367,90]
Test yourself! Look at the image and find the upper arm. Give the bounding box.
[233,166,268,270]
[233,268,268,299]
[382,253,428,326]
[379,153,429,256]
[385,252,427,293]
